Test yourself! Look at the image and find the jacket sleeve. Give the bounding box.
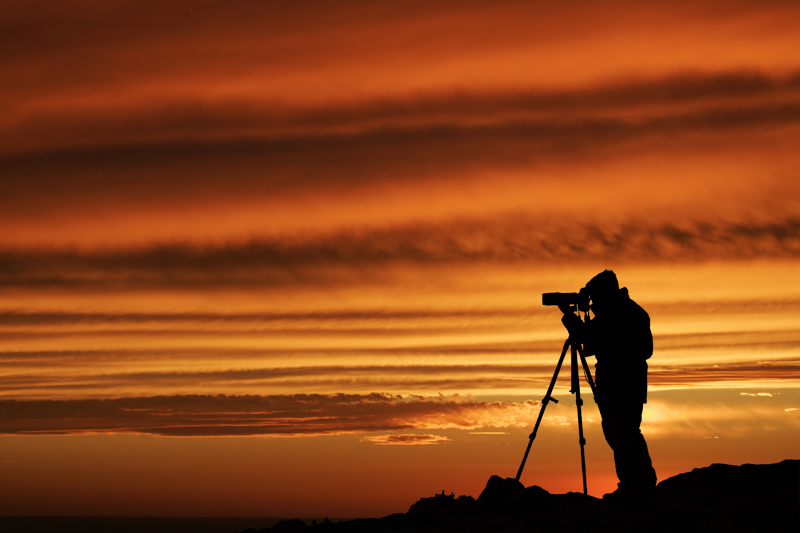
[631,304,653,360]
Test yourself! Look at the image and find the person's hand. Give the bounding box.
[561,312,583,338]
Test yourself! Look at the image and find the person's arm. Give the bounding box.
[558,303,586,342]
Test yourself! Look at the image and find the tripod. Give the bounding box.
[515,315,598,495]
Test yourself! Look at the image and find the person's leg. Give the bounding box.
[628,404,657,489]
[599,399,656,493]
[600,399,635,492]
[613,401,656,491]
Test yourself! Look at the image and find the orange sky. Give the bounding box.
[1,0,799,519]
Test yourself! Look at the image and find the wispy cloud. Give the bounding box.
[0,356,796,399]
[0,215,799,288]
[649,359,800,387]
[7,69,800,154]
[641,395,800,438]
[362,434,451,445]
[2,297,800,326]
[2,67,800,247]
[1,390,793,439]
[0,393,540,437]
[1,1,799,253]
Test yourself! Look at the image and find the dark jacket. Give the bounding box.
[582,288,653,403]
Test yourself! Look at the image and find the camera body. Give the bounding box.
[542,287,591,312]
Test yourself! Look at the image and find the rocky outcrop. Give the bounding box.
[476,475,525,503]
[244,459,799,533]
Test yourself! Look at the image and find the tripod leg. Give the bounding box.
[515,338,570,482]
[571,343,588,495]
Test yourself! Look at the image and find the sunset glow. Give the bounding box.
[1,0,799,519]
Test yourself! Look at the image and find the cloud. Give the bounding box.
[650,358,800,381]
[2,297,800,328]
[2,0,800,249]
[5,77,800,211]
[641,396,800,438]
[5,1,799,105]
[361,434,451,445]
[7,69,800,155]
[0,215,799,288]
[2,66,800,248]
[739,392,775,397]
[0,393,540,437]
[1,354,797,399]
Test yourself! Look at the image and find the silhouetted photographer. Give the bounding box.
[560,270,657,501]
[515,270,657,500]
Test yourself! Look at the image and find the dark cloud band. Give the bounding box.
[0,215,798,288]
[0,393,538,437]
[0,357,796,399]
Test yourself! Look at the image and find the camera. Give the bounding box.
[542,287,590,312]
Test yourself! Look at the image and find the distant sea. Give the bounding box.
[0,517,345,533]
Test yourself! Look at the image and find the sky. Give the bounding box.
[1,0,799,519]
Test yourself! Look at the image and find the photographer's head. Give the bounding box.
[586,270,620,316]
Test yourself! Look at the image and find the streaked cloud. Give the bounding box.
[642,394,800,438]
[1,86,798,247]
[7,69,800,154]
[0,393,540,437]
[6,1,800,109]
[0,216,799,289]
[15,390,793,440]
[362,434,451,445]
[0,354,796,399]
[2,6,800,248]
[1,273,798,400]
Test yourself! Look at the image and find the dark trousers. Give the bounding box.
[597,398,657,492]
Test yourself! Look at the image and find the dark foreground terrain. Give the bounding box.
[249,459,799,533]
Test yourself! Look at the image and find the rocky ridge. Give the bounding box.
[248,459,799,532]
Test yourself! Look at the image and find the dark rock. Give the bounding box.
[263,459,799,532]
[407,491,456,515]
[477,475,525,502]
[523,485,550,499]
[269,519,309,532]
[454,495,477,508]
[650,459,800,532]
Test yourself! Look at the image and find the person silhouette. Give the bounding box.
[560,270,657,501]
